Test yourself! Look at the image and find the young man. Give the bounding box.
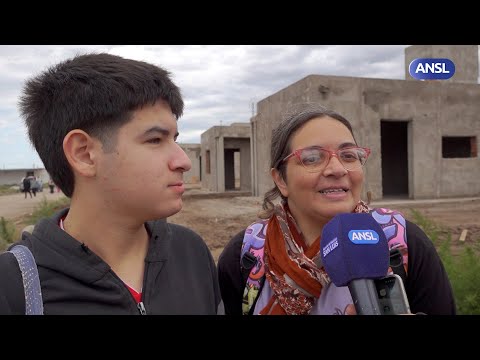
[0,53,221,314]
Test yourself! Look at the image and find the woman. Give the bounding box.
[217,103,456,315]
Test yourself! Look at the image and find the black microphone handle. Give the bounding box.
[348,279,383,315]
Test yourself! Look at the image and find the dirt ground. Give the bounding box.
[0,191,65,220]
[2,189,479,261]
[168,195,480,261]
[168,195,263,261]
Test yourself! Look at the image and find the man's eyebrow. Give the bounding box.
[143,126,178,138]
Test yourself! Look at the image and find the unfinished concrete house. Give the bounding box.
[201,123,251,192]
[179,143,201,184]
[251,45,480,201]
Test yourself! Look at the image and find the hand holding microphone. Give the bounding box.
[320,213,411,315]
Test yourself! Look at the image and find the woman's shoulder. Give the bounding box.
[218,217,268,267]
[404,219,439,255]
[405,219,432,243]
[218,229,246,268]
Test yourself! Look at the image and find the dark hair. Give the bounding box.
[260,103,356,218]
[18,52,183,197]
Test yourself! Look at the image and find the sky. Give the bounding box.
[0,44,444,169]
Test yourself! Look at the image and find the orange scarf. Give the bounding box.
[259,201,370,315]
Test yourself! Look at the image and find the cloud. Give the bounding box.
[2,44,476,169]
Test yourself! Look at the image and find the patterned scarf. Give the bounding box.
[259,200,370,315]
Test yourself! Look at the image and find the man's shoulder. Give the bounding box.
[166,221,203,240]
[148,219,204,244]
[150,220,216,266]
[21,208,68,241]
[0,250,17,269]
[0,250,25,315]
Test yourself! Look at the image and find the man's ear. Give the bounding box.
[63,130,99,177]
[271,168,288,198]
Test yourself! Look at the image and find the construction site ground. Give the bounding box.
[168,191,480,261]
[1,186,479,261]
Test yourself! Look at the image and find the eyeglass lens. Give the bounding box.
[299,147,367,171]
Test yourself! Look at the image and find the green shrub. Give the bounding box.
[26,196,71,225]
[1,197,70,252]
[409,209,480,314]
[0,217,17,251]
[0,184,19,196]
[447,246,480,314]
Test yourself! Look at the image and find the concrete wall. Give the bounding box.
[201,123,251,192]
[405,45,479,84]
[0,168,50,186]
[252,74,480,200]
[179,143,201,184]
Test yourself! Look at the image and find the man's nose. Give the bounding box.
[170,144,192,172]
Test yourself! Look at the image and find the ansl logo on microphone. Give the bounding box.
[348,230,380,244]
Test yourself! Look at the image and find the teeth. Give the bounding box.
[320,189,346,194]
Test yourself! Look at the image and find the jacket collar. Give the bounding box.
[22,208,170,284]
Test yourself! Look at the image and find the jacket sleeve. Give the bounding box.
[404,220,457,315]
[0,251,26,315]
[217,230,246,315]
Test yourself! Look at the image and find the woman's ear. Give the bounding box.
[63,130,98,178]
[271,168,288,198]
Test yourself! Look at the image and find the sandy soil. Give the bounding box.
[0,191,65,220]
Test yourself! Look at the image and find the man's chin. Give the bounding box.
[161,201,183,218]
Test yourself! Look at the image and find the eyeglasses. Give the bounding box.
[282,146,371,172]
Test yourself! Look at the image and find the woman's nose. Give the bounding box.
[322,153,347,176]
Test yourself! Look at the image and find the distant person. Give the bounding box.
[36,178,43,192]
[22,176,32,199]
[30,176,37,197]
[48,178,55,194]
[217,103,456,315]
[0,53,221,314]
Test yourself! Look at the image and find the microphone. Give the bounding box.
[320,213,389,315]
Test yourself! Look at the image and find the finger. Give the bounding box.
[345,303,357,315]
